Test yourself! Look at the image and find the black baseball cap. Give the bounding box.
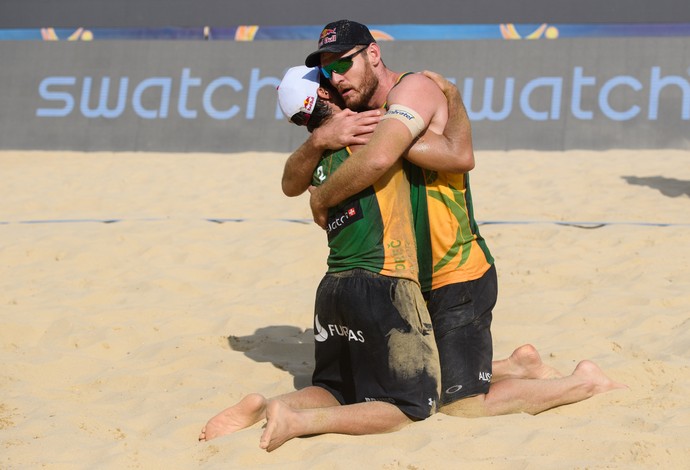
[305,19,376,67]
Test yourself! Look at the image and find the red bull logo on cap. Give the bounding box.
[303,95,315,113]
[318,28,337,47]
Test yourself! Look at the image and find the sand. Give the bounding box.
[1,149,689,469]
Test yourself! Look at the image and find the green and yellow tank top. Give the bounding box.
[386,72,493,293]
[312,147,419,283]
[408,163,494,293]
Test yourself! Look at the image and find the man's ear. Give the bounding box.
[367,43,382,67]
[317,87,331,100]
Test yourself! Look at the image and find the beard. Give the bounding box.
[344,63,379,112]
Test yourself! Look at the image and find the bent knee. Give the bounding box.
[439,394,488,418]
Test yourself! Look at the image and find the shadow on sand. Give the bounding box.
[227,325,315,389]
[622,175,690,198]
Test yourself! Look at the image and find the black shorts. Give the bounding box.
[312,269,441,420]
[426,264,497,405]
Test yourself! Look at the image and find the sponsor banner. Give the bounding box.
[1,38,688,152]
[3,23,690,41]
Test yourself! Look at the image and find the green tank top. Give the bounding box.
[312,147,419,283]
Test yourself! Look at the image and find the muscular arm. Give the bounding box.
[309,74,446,227]
[405,71,475,173]
[281,136,326,197]
[281,109,381,197]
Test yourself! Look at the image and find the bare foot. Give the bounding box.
[572,360,629,395]
[259,399,305,452]
[494,344,563,381]
[199,393,268,442]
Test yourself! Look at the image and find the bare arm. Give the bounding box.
[281,109,382,197]
[281,136,326,197]
[405,71,474,173]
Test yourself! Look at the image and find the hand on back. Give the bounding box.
[421,70,460,100]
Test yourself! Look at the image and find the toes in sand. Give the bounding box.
[199,393,268,442]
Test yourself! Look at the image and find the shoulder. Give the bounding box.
[387,73,445,109]
[389,73,444,100]
[386,73,446,125]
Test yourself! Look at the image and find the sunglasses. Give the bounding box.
[320,45,369,79]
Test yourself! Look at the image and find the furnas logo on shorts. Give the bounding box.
[326,201,363,237]
[314,315,365,343]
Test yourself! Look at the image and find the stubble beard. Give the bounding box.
[345,65,379,112]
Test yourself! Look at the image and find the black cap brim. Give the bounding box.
[304,44,353,67]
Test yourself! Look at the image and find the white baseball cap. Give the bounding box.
[277,65,320,122]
